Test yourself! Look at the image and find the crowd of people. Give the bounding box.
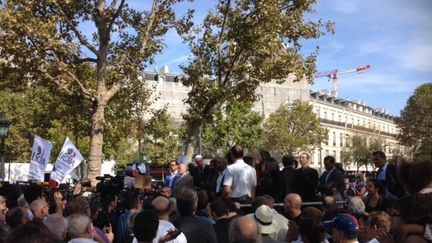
[0,144,431,243]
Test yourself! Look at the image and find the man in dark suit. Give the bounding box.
[173,164,194,197]
[210,198,232,243]
[191,155,211,190]
[372,151,406,198]
[172,188,217,243]
[279,155,297,201]
[294,152,319,202]
[317,156,345,200]
[164,160,180,188]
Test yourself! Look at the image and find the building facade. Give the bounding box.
[309,91,401,171]
[143,67,402,170]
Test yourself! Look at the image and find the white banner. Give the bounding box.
[28,136,53,182]
[50,137,84,183]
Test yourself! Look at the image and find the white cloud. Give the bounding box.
[398,43,432,71]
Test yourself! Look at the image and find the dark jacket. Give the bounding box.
[172,174,194,197]
[294,167,319,202]
[191,165,211,190]
[256,172,280,201]
[213,217,232,243]
[318,168,345,198]
[377,163,406,198]
[173,215,217,243]
[279,167,296,200]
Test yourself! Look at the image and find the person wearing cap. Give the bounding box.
[191,154,210,190]
[324,214,360,243]
[251,205,280,243]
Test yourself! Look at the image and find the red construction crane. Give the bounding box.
[315,64,371,97]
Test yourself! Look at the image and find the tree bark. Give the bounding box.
[184,120,201,161]
[88,100,107,185]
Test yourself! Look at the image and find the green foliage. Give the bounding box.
[395,83,432,160]
[143,109,182,165]
[343,135,382,170]
[0,0,192,180]
[202,100,264,156]
[180,0,333,156]
[0,87,91,162]
[263,100,327,155]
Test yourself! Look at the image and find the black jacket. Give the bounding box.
[294,167,319,202]
[318,168,345,198]
[377,163,406,198]
[173,215,217,243]
[279,167,296,200]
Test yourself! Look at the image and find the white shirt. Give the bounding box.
[378,163,387,180]
[132,220,187,243]
[224,159,257,198]
[168,171,179,187]
[273,209,289,242]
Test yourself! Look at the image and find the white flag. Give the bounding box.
[50,137,84,183]
[28,136,53,182]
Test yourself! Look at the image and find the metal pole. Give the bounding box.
[0,139,5,179]
[198,126,203,155]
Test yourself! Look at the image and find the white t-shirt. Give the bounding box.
[224,159,257,198]
[132,220,187,243]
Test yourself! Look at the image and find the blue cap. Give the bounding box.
[323,214,359,236]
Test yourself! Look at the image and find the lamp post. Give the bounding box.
[0,112,10,180]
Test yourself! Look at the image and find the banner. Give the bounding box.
[28,136,53,182]
[50,137,84,183]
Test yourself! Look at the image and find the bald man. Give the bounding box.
[283,193,303,223]
[30,198,49,221]
[152,196,187,243]
[283,193,304,242]
[229,216,261,243]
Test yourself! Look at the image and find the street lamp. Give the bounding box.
[0,112,10,180]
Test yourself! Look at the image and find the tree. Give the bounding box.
[143,109,182,165]
[0,0,192,183]
[262,100,327,156]
[344,135,382,172]
[202,100,263,156]
[180,0,333,158]
[395,83,432,160]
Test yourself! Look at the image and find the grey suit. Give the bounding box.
[173,173,195,196]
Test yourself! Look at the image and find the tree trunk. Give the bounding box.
[88,100,107,185]
[184,120,201,161]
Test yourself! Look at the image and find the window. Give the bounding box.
[331,113,335,121]
[324,111,327,119]
[333,132,336,146]
[339,115,342,122]
[340,133,343,147]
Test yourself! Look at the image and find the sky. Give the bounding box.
[130,0,432,116]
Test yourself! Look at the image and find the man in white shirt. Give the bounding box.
[151,196,187,243]
[223,144,257,204]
